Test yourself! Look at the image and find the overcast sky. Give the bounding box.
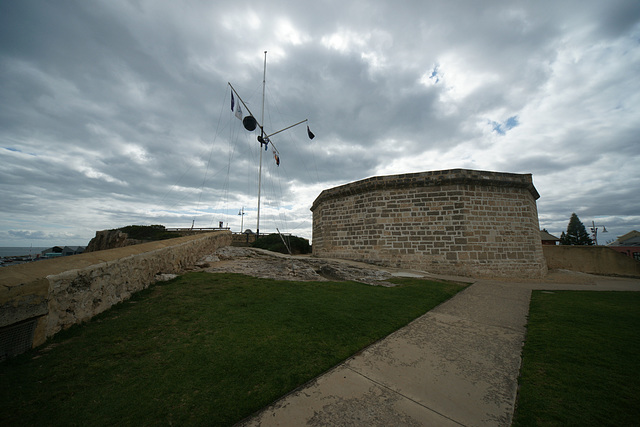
[1,0,639,247]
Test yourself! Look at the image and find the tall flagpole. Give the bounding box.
[256,51,267,238]
[229,51,311,239]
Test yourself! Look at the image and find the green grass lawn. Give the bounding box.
[513,291,640,426]
[1,272,465,426]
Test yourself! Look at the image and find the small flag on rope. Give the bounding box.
[231,91,235,111]
[307,125,315,140]
[235,101,243,120]
[273,149,280,166]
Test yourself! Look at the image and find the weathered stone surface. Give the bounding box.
[155,273,179,282]
[44,232,232,341]
[201,246,398,286]
[0,232,231,351]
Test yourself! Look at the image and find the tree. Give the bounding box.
[559,213,593,245]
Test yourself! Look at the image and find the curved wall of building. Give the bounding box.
[311,169,547,278]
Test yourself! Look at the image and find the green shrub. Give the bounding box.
[252,233,311,254]
[118,225,181,241]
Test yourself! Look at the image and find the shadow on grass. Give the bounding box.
[1,272,466,426]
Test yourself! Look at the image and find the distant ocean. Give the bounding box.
[0,247,49,257]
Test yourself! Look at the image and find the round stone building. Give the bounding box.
[310,169,547,278]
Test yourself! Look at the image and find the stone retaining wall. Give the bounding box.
[311,169,547,278]
[0,232,230,357]
[543,245,640,277]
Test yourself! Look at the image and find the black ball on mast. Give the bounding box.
[243,115,257,131]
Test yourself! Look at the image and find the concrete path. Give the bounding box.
[237,273,640,427]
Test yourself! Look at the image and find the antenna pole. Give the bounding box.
[256,51,267,238]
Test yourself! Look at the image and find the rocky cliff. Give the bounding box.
[85,229,146,253]
[85,225,183,253]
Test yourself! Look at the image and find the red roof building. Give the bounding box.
[540,229,560,245]
[607,230,640,261]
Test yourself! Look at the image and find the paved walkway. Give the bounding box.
[237,272,640,427]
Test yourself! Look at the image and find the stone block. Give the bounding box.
[311,169,546,278]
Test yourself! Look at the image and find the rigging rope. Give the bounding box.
[195,88,229,227]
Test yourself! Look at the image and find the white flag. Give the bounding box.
[235,102,242,120]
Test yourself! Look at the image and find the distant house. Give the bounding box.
[62,246,85,256]
[540,229,560,245]
[607,230,640,261]
[41,246,63,257]
[41,246,85,258]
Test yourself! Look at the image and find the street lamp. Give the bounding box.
[590,220,607,245]
[238,207,246,233]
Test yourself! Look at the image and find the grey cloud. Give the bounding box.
[0,0,638,245]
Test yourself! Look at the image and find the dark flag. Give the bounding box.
[307,125,315,140]
[231,92,235,111]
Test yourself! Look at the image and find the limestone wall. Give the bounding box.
[1,231,230,356]
[543,245,640,277]
[311,169,547,278]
